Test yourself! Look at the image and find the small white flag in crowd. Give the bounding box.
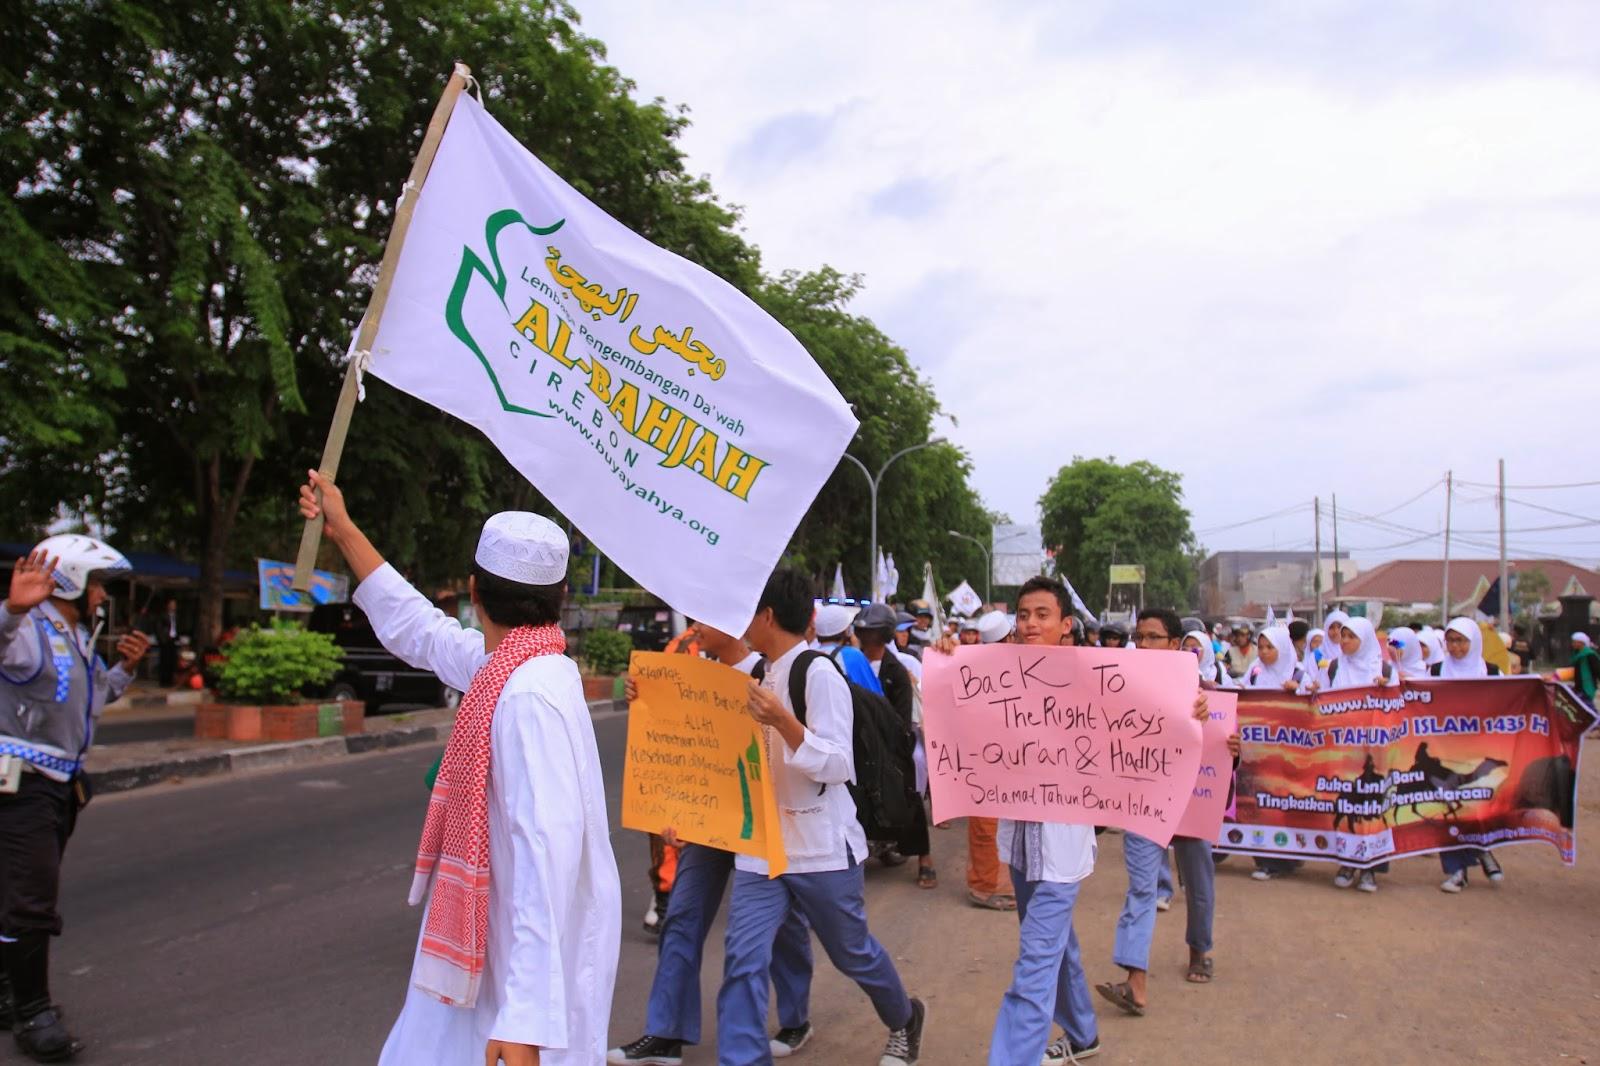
[1266,604,1277,626]
[948,579,983,617]
[362,93,857,635]
[832,562,848,601]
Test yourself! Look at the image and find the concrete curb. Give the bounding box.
[93,722,445,796]
[91,699,616,796]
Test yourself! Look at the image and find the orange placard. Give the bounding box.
[621,652,787,876]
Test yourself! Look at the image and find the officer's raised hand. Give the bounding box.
[5,550,60,614]
[116,631,151,669]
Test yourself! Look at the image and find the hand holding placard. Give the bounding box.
[923,645,1203,847]
[621,652,786,875]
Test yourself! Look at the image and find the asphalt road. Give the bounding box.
[37,707,1600,1065]
[48,714,647,1066]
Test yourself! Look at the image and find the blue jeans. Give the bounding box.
[1173,837,1214,955]
[1440,847,1484,876]
[1156,849,1174,901]
[645,843,812,1044]
[717,863,911,1066]
[987,867,1097,1065]
[1113,832,1164,971]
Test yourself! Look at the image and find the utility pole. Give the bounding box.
[1313,496,1324,621]
[842,437,946,600]
[1442,471,1453,623]
[1331,493,1342,597]
[1498,458,1510,635]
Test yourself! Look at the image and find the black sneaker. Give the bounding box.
[606,1034,683,1065]
[770,1021,814,1057]
[879,997,925,1065]
[13,1006,83,1063]
[1043,1034,1102,1064]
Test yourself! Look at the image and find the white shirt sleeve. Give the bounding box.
[350,563,487,693]
[788,659,855,786]
[489,691,585,1048]
[0,609,41,681]
[103,662,133,707]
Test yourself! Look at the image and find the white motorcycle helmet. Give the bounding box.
[31,534,132,599]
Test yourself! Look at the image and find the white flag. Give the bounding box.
[921,562,945,634]
[948,580,983,617]
[1286,607,1296,624]
[884,553,899,599]
[833,563,848,601]
[1265,604,1277,626]
[1057,571,1094,622]
[365,93,857,636]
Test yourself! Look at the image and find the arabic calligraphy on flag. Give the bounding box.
[364,93,857,635]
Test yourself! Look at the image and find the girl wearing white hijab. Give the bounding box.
[1419,627,1446,668]
[1431,617,1500,679]
[1182,630,1235,688]
[1246,626,1308,881]
[1325,618,1394,691]
[1305,610,1350,691]
[1385,626,1429,681]
[1428,617,1506,891]
[1247,626,1302,692]
[1323,618,1397,893]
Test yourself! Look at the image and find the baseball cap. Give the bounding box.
[895,610,916,632]
[857,603,897,631]
[814,602,859,640]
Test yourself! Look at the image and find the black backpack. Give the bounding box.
[786,650,920,837]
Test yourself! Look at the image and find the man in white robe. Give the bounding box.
[298,472,620,1065]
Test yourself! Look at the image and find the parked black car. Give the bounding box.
[308,603,461,714]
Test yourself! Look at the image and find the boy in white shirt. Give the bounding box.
[717,568,926,1066]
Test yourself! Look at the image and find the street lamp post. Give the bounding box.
[947,530,991,605]
[841,437,947,600]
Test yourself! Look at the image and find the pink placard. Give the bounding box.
[923,644,1204,847]
[1174,691,1238,842]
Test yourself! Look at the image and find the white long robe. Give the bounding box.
[354,564,620,1065]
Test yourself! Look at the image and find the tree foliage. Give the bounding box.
[2,0,990,639]
[1039,457,1198,613]
[757,268,992,598]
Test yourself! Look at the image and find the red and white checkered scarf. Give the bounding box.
[407,623,566,1007]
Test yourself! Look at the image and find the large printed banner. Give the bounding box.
[258,558,349,612]
[1219,680,1596,868]
[923,645,1203,846]
[621,653,786,876]
[368,95,857,637]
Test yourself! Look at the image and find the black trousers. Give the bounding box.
[0,773,77,939]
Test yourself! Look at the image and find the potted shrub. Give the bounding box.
[580,627,633,701]
[195,621,360,742]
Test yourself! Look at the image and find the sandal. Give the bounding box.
[1186,957,1215,984]
[1094,980,1146,1016]
[967,890,1017,911]
[917,865,938,889]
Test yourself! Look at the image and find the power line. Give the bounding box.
[1503,496,1600,525]
[1365,478,1443,518]
[1458,479,1600,491]
[1196,501,1311,536]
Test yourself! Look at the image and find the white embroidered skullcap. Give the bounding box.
[474,512,569,586]
[977,611,1013,644]
[814,602,860,640]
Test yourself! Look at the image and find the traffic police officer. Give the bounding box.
[1,537,149,1062]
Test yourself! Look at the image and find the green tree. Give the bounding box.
[1039,457,1197,613]
[756,268,992,599]
[4,0,765,644]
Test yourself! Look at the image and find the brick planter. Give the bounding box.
[582,675,621,702]
[196,700,364,742]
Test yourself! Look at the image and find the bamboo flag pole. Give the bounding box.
[293,63,474,590]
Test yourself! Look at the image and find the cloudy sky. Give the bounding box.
[574,0,1600,567]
